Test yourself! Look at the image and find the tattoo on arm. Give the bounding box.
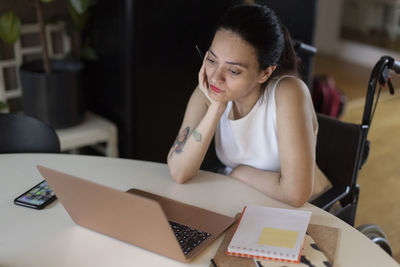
[174,126,190,154]
[169,126,202,159]
[192,129,202,142]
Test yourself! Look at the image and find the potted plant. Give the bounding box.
[0,0,96,128]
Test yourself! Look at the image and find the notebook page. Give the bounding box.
[227,205,311,261]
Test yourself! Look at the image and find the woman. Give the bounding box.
[167,4,323,207]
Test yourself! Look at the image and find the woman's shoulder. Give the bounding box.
[274,75,318,134]
[274,75,310,102]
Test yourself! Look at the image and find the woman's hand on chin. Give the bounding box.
[198,51,227,113]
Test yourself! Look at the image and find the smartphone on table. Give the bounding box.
[14,180,56,209]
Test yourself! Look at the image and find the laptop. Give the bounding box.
[37,165,235,262]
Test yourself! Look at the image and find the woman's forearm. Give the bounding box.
[229,165,312,207]
[167,104,223,183]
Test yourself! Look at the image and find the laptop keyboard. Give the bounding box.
[169,221,211,255]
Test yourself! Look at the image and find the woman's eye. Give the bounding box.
[229,69,240,75]
[206,57,215,64]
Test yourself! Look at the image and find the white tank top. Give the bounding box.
[215,75,295,173]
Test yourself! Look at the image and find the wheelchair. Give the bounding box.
[311,55,400,256]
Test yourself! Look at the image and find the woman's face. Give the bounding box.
[205,29,271,103]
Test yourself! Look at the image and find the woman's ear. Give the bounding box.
[258,65,277,84]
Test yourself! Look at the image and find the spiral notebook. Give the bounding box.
[226,205,311,263]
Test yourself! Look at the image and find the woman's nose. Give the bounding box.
[210,66,225,84]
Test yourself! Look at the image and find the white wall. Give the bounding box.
[315,0,344,55]
[337,40,400,68]
[314,0,400,68]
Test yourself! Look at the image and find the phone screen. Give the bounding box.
[14,180,56,209]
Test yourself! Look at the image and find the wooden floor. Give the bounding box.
[314,54,400,263]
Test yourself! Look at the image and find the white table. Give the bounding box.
[0,154,398,267]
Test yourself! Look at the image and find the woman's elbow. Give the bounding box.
[168,163,194,184]
[170,171,188,184]
[286,196,307,208]
[284,189,312,208]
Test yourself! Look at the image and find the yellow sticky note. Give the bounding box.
[258,227,298,248]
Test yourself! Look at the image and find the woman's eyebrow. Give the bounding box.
[208,49,248,68]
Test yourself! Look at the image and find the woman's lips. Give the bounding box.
[210,85,224,93]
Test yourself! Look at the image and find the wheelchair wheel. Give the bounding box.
[357,224,392,256]
[357,224,388,239]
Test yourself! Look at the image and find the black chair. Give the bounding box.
[311,113,362,225]
[311,113,393,255]
[0,113,60,153]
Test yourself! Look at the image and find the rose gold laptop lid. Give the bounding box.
[37,165,235,262]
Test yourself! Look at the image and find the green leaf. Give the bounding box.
[69,0,91,15]
[0,101,8,111]
[40,0,55,3]
[81,45,98,61]
[0,11,21,44]
[67,1,89,30]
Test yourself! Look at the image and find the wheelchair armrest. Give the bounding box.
[311,186,350,211]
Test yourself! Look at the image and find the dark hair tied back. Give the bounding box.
[277,24,298,78]
[215,4,298,81]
